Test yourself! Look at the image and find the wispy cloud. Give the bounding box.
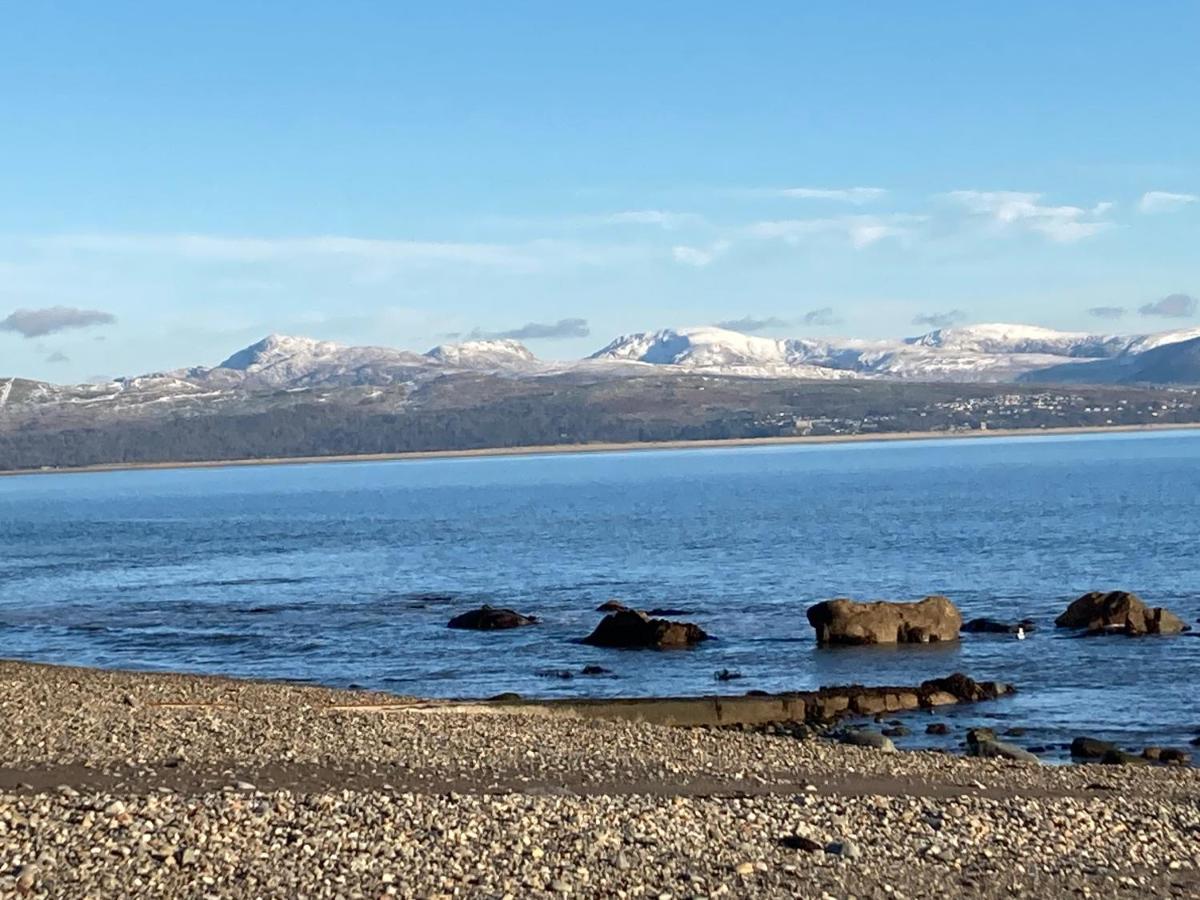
[1087,306,1126,320]
[672,240,730,267]
[36,233,538,269]
[1139,293,1197,318]
[45,350,70,363]
[802,307,842,327]
[715,315,790,333]
[780,187,888,205]
[0,306,117,338]
[1138,191,1198,214]
[942,191,1113,242]
[601,210,704,229]
[912,310,967,329]
[462,318,591,341]
[747,215,917,249]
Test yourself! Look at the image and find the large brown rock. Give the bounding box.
[1054,591,1189,636]
[447,605,538,630]
[806,596,962,646]
[582,609,709,649]
[919,673,1012,704]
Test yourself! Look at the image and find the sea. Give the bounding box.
[2,430,1198,760]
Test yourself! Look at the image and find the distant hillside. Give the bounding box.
[1,370,1197,471]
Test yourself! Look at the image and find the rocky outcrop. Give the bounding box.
[447,605,538,630]
[521,671,1012,727]
[1070,736,1116,759]
[920,673,1011,704]
[1054,591,1189,636]
[806,596,962,646]
[596,600,629,613]
[966,728,1039,763]
[582,610,709,649]
[963,618,1035,634]
[837,729,896,752]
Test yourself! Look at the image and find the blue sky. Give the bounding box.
[1,2,1198,380]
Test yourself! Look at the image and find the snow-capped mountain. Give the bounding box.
[207,334,431,388]
[904,323,1127,359]
[588,326,858,379]
[592,322,1200,383]
[424,338,538,369]
[7,321,1200,431]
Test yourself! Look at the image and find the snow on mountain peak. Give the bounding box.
[588,326,848,378]
[218,334,343,371]
[424,339,537,368]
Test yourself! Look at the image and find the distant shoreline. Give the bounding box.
[3,420,1200,478]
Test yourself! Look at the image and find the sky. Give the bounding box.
[1,2,1198,382]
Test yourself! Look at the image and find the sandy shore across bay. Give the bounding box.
[0,659,1196,897]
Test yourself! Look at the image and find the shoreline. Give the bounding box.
[3,420,1200,478]
[0,659,1197,896]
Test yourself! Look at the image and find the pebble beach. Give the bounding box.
[0,660,1197,898]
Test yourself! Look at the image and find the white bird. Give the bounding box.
[1016,626,1026,640]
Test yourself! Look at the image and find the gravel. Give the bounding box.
[1,660,1197,898]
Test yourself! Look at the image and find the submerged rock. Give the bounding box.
[447,605,538,630]
[806,596,962,646]
[1054,591,1189,636]
[1101,749,1150,766]
[582,609,709,649]
[963,617,1036,634]
[1143,747,1192,765]
[1071,736,1117,759]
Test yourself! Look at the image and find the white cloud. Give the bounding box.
[780,187,888,204]
[36,233,537,268]
[746,215,917,249]
[601,210,703,229]
[1138,191,1198,214]
[942,190,1113,243]
[671,240,730,267]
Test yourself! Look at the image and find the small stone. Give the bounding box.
[735,862,755,876]
[781,835,823,852]
[825,840,861,859]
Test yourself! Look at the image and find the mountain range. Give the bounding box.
[4,321,1200,471]
[5,322,1200,417]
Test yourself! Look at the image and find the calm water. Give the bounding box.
[2,432,1198,758]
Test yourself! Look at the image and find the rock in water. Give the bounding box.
[1071,736,1117,758]
[966,729,1040,763]
[1101,749,1150,766]
[806,596,962,646]
[596,599,629,613]
[447,605,539,630]
[963,617,1036,634]
[582,609,708,649]
[1054,591,1189,636]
